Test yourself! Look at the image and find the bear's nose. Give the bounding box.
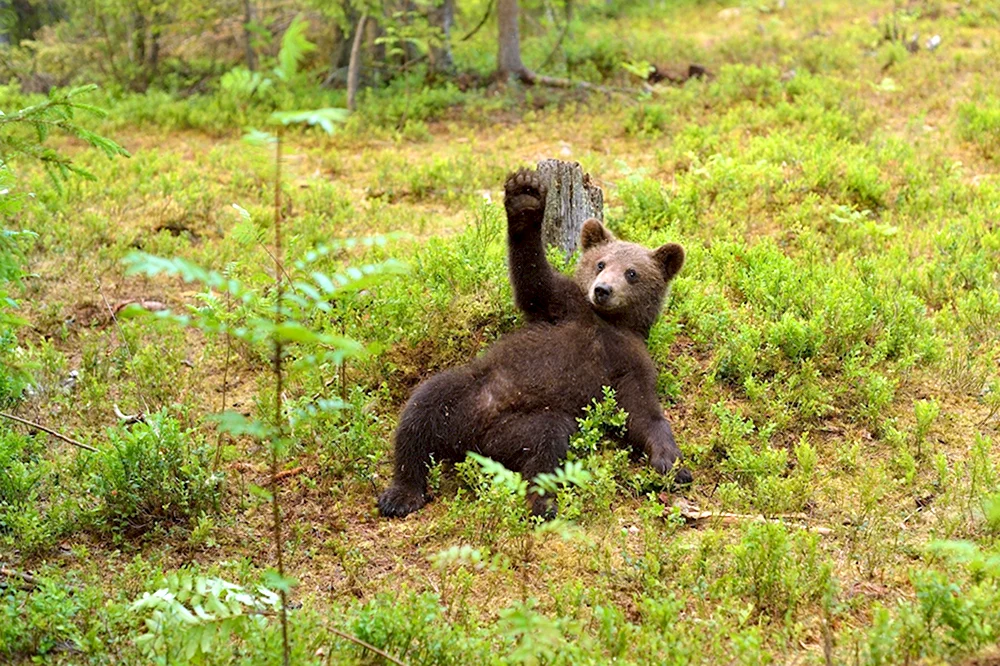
[593,283,612,304]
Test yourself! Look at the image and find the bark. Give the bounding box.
[243,0,257,71]
[497,0,526,81]
[0,1,9,45]
[131,12,146,65]
[494,0,619,91]
[430,0,455,73]
[347,14,368,111]
[148,12,163,73]
[536,159,604,259]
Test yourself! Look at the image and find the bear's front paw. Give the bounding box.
[504,169,548,226]
[528,493,557,521]
[377,484,428,518]
[650,451,693,488]
[672,467,693,487]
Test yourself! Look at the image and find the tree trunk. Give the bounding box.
[147,12,163,73]
[243,0,257,71]
[0,1,9,45]
[430,0,455,74]
[347,14,368,111]
[537,160,604,259]
[497,0,526,81]
[131,12,146,65]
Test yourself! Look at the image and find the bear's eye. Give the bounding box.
[596,261,606,273]
[625,268,639,283]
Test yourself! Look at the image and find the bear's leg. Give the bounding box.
[487,413,575,519]
[378,370,476,518]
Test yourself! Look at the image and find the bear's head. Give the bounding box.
[573,218,684,338]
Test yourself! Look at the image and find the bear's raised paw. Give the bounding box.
[504,169,548,220]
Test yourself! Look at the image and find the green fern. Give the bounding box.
[275,14,316,82]
[131,573,282,662]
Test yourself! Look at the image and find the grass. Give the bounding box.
[2,0,1000,664]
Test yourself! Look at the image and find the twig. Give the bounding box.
[0,411,98,452]
[213,290,233,473]
[329,628,410,666]
[271,126,291,666]
[460,0,494,41]
[272,466,305,483]
[98,282,152,416]
[257,240,294,284]
[666,497,833,535]
[538,0,572,71]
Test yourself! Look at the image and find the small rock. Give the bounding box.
[926,35,942,51]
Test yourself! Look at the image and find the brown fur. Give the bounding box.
[377,169,690,518]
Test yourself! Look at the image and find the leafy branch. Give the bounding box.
[0,84,130,187]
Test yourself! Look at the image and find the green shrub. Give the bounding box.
[346,592,495,666]
[89,411,222,536]
[957,97,1000,158]
[727,521,828,620]
[0,580,84,658]
[624,103,673,138]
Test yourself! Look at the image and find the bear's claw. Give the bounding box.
[673,467,693,487]
[377,485,428,518]
[504,168,547,215]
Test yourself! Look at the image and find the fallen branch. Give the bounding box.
[513,67,634,95]
[665,497,833,536]
[272,466,305,483]
[330,627,410,666]
[0,412,98,452]
[113,299,167,315]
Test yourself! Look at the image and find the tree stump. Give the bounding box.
[537,160,604,259]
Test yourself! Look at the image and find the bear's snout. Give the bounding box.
[593,283,613,305]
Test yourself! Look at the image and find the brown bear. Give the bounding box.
[377,168,690,518]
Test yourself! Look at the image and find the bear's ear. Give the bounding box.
[581,218,613,250]
[653,243,685,282]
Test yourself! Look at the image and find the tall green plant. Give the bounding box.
[123,49,402,660]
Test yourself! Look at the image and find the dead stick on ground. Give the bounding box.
[271,466,305,483]
[666,498,833,535]
[518,69,635,94]
[329,628,410,666]
[680,509,833,536]
[0,412,98,452]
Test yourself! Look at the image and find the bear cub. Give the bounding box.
[378,168,690,518]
